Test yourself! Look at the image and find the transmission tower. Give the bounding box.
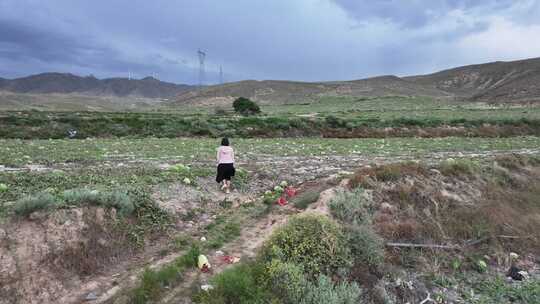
[219,65,224,84]
[197,49,206,88]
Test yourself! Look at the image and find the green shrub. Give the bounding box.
[206,218,242,249]
[470,277,540,303]
[175,244,201,268]
[300,275,361,304]
[133,266,180,303]
[14,192,58,217]
[63,189,102,205]
[291,190,321,209]
[195,263,271,304]
[325,115,346,128]
[265,260,308,304]
[440,159,478,176]
[233,97,261,115]
[132,244,200,304]
[261,213,350,276]
[329,188,372,225]
[101,190,134,216]
[62,189,134,216]
[346,224,384,269]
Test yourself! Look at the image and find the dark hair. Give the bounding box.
[221,137,229,146]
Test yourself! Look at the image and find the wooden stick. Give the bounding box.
[386,242,459,250]
[497,235,534,239]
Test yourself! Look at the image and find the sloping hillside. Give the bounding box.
[173,76,450,106]
[0,73,193,99]
[406,57,540,102]
[174,57,540,106]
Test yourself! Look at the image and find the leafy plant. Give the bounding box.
[291,190,321,209]
[194,263,271,304]
[261,213,350,277]
[300,275,361,304]
[329,188,372,225]
[62,189,135,216]
[14,192,58,217]
[346,224,384,269]
[132,244,200,304]
[265,260,308,304]
[233,97,261,115]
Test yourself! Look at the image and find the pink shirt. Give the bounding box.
[217,146,235,164]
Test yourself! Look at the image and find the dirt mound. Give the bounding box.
[0,207,128,304]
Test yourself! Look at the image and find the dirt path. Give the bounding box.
[159,185,345,304]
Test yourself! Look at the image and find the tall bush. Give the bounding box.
[261,213,350,276]
[233,97,261,115]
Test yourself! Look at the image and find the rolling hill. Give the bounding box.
[172,57,540,106]
[405,57,540,103]
[172,75,452,106]
[2,57,540,111]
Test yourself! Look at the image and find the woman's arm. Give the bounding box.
[231,148,235,163]
[216,148,220,164]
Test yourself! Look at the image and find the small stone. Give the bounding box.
[98,238,107,246]
[200,236,207,242]
[215,250,224,256]
[85,292,98,301]
[201,284,214,291]
[380,202,396,214]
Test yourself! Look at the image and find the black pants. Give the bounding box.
[216,163,235,183]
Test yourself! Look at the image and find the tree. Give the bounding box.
[232,97,261,115]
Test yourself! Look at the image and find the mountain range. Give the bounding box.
[1,57,540,109]
[173,57,540,105]
[0,73,192,99]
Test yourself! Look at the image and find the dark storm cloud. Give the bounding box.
[0,0,539,84]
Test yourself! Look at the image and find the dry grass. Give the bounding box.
[378,179,540,252]
[350,156,540,261]
[47,208,133,276]
[349,162,428,188]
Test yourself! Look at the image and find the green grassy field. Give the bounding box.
[2,95,540,139]
[2,136,539,166]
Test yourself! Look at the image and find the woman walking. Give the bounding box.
[216,137,235,194]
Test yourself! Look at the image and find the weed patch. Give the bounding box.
[131,244,200,304]
[261,213,350,277]
[291,189,321,209]
[13,192,58,217]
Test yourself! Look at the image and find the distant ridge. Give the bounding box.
[405,57,540,102]
[172,57,540,106]
[3,57,540,105]
[0,73,193,99]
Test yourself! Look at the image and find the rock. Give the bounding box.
[200,236,207,242]
[429,169,441,175]
[85,292,98,301]
[380,202,396,214]
[0,228,6,239]
[97,238,108,246]
[507,266,526,281]
[201,284,214,291]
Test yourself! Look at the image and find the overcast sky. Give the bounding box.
[1,0,539,84]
